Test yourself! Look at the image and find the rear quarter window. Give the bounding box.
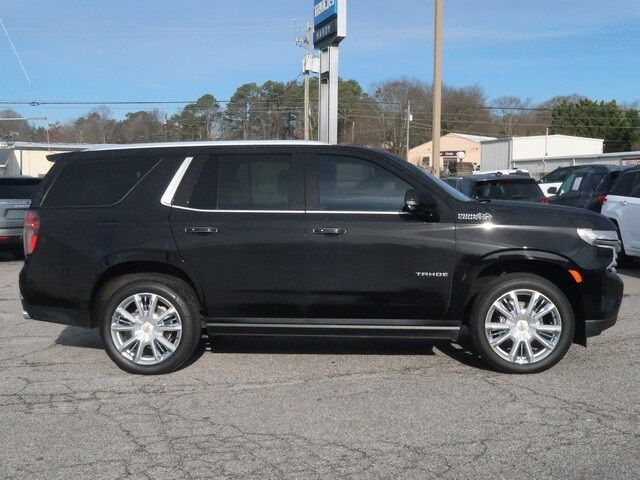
[43,157,159,207]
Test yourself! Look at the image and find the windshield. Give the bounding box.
[472,179,543,201]
[0,181,41,199]
[558,171,605,196]
[540,168,574,184]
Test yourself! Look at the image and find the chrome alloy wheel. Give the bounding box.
[484,289,562,365]
[110,293,182,365]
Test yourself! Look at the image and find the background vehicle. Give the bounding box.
[602,166,640,267]
[549,165,628,212]
[20,142,623,375]
[472,169,530,177]
[538,166,580,197]
[0,176,41,258]
[444,173,547,203]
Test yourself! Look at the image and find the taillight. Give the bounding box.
[23,210,41,256]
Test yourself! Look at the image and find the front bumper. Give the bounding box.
[583,270,624,339]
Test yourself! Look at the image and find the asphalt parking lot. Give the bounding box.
[1,256,639,480]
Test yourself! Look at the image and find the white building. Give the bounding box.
[0,142,89,177]
[480,135,604,174]
[513,151,640,179]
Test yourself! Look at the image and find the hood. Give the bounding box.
[479,199,615,230]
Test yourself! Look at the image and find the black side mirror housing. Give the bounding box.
[547,187,558,195]
[405,189,439,221]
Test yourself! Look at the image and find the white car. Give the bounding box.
[538,166,580,197]
[602,167,640,267]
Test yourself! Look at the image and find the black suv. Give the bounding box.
[549,165,628,212]
[20,142,623,375]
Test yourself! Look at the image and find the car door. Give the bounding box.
[170,148,307,320]
[612,172,640,256]
[304,151,455,322]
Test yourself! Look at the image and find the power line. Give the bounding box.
[0,16,32,87]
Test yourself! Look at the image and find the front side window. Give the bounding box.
[218,155,291,210]
[316,155,412,212]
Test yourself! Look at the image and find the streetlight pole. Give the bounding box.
[432,0,443,177]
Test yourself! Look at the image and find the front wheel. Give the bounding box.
[470,274,575,374]
[98,275,202,375]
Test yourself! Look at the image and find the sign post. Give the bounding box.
[313,0,346,144]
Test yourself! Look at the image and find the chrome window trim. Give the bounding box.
[160,157,194,207]
[163,156,409,215]
[169,204,409,215]
[88,140,326,152]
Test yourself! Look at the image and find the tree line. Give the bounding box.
[1,77,638,154]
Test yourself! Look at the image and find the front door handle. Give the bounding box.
[185,227,218,235]
[313,227,347,236]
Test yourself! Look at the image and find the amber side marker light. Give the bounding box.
[568,269,583,284]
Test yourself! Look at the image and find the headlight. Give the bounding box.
[576,229,621,251]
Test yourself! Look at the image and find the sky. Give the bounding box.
[1,0,639,124]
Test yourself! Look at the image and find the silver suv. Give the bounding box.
[0,176,41,258]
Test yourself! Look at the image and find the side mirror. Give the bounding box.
[547,187,558,195]
[405,189,439,221]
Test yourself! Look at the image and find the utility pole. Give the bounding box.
[304,21,312,141]
[297,20,315,141]
[405,101,412,161]
[432,0,444,177]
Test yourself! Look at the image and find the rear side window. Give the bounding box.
[0,181,41,199]
[316,155,412,211]
[218,155,291,210]
[44,158,158,207]
[610,173,635,196]
[630,174,640,198]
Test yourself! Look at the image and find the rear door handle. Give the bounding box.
[312,227,347,236]
[184,227,218,235]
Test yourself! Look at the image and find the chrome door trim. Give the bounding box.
[160,156,194,207]
[206,322,459,331]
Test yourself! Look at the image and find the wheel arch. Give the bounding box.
[89,260,205,328]
[461,252,586,346]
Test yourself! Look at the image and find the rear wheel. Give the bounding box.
[98,275,201,375]
[470,274,575,374]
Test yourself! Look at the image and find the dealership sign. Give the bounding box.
[622,158,640,166]
[313,0,346,49]
[314,0,338,26]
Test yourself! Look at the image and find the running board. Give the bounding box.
[205,322,460,340]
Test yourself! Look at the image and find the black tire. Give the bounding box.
[469,273,575,374]
[11,246,24,259]
[98,274,202,375]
